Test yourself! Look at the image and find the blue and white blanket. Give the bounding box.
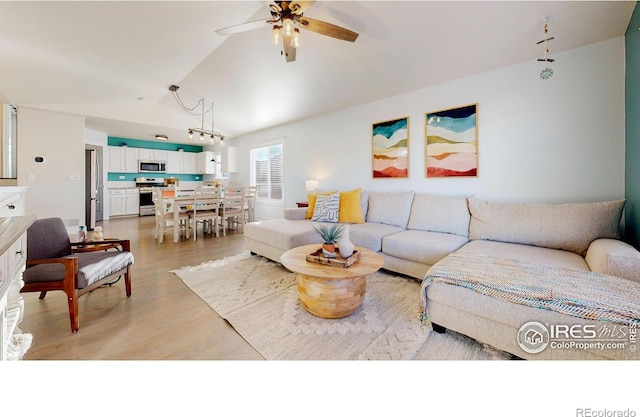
[420,253,640,325]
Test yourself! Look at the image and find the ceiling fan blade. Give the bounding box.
[216,19,272,36]
[296,16,358,42]
[289,1,315,15]
[282,35,297,63]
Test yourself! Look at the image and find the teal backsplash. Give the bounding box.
[108,173,203,182]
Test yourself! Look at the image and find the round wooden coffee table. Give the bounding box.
[280,244,384,319]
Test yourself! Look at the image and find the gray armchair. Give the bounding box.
[21,217,133,332]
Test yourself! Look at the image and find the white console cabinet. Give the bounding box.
[0,215,35,360]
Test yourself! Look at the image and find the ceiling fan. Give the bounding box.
[215,1,359,63]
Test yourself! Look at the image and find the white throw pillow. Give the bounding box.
[311,192,340,223]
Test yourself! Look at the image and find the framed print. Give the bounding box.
[425,103,478,177]
[372,116,409,178]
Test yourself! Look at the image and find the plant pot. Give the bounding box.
[322,243,337,258]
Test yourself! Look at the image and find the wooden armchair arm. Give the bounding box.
[26,256,78,274]
[71,238,130,253]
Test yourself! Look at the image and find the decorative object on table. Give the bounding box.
[93,226,104,241]
[537,17,555,80]
[313,223,343,258]
[337,224,355,258]
[77,225,86,243]
[425,103,478,178]
[372,116,409,178]
[306,247,360,268]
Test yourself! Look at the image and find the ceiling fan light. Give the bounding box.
[283,17,294,37]
[272,25,282,45]
[291,28,301,48]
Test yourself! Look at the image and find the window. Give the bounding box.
[250,140,283,204]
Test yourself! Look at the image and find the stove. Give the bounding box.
[135,177,166,216]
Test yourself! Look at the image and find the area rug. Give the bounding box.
[171,253,512,360]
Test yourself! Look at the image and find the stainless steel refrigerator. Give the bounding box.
[85,147,103,230]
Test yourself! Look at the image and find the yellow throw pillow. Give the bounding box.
[306,191,336,219]
[338,188,364,223]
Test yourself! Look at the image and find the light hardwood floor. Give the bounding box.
[20,214,264,360]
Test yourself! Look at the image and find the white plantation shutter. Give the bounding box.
[250,140,284,204]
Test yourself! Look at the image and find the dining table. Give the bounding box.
[161,186,250,243]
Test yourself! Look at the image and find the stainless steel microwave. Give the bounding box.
[138,160,166,173]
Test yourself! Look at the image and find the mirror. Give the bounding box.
[0,103,17,178]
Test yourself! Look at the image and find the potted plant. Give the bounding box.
[313,223,343,258]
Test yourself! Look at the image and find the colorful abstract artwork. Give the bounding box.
[425,104,478,177]
[372,117,409,178]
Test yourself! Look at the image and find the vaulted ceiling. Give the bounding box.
[0,1,635,144]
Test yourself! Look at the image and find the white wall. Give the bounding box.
[17,107,85,231]
[234,37,626,220]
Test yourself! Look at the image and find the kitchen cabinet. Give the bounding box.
[138,149,168,161]
[197,151,216,174]
[167,150,197,174]
[108,146,138,173]
[220,146,238,173]
[125,189,139,215]
[183,152,197,174]
[166,151,182,173]
[110,189,139,216]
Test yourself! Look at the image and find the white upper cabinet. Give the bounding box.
[108,146,138,173]
[197,151,216,174]
[138,149,168,161]
[183,152,197,174]
[167,150,198,174]
[166,151,183,173]
[220,146,237,173]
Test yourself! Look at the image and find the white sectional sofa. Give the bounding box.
[244,190,640,360]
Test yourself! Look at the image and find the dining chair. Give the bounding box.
[244,185,258,223]
[188,186,222,240]
[220,186,245,236]
[154,187,191,243]
[170,187,196,242]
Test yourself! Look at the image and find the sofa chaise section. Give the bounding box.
[422,197,640,360]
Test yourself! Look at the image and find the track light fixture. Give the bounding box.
[169,84,224,144]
